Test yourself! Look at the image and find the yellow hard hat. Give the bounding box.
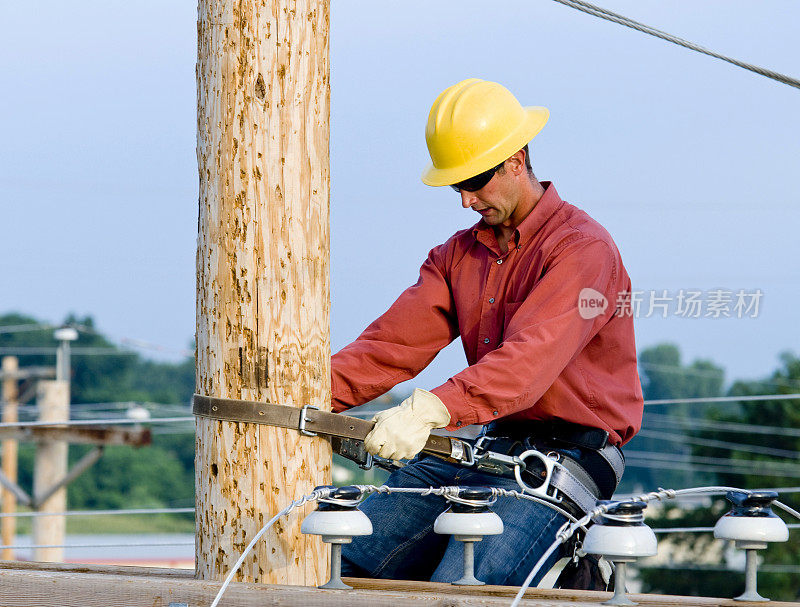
[421,79,549,187]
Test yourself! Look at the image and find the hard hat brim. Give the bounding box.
[421,106,549,187]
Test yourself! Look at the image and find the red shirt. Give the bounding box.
[331,182,643,446]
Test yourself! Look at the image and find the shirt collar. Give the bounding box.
[471,181,564,250]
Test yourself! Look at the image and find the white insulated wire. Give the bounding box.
[507,485,800,607]
[509,535,565,607]
[209,487,333,607]
[206,483,800,607]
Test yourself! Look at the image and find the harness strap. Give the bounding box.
[596,443,625,487]
[551,459,602,515]
[192,393,457,460]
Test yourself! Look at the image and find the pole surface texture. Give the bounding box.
[196,0,332,585]
[1,356,19,560]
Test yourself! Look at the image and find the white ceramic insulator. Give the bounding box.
[713,515,789,543]
[126,406,151,421]
[54,327,79,341]
[433,511,504,537]
[582,524,658,560]
[300,509,373,538]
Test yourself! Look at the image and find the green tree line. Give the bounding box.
[0,312,195,517]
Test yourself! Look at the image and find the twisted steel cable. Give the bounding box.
[551,0,800,90]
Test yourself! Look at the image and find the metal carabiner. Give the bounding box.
[472,435,495,458]
[513,449,563,502]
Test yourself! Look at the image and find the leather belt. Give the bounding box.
[192,393,461,462]
[192,393,622,516]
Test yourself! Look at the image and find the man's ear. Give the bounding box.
[508,149,526,176]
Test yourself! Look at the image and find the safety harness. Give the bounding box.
[192,394,624,516]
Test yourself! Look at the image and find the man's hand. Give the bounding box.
[364,388,451,460]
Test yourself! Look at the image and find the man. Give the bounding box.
[331,78,644,586]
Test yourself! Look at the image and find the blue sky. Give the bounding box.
[2,1,798,393]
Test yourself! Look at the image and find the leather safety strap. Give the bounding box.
[192,394,455,459]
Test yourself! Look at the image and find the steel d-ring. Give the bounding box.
[513,449,562,502]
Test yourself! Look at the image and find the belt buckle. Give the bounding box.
[298,405,320,437]
[449,439,475,466]
[513,449,563,503]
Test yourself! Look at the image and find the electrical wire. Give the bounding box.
[644,393,800,406]
[510,539,563,606]
[772,500,800,522]
[644,412,800,438]
[641,563,800,574]
[202,481,800,607]
[625,450,800,475]
[0,416,193,429]
[0,507,194,519]
[652,523,800,534]
[0,347,136,356]
[0,540,194,551]
[208,483,578,607]
[509,485,800,607]
[549,0,800,90]
[209,486,333,607]
[639,362,800,390]
[623,458,800,479]
[635,429,800,460]
[0,324,56,334]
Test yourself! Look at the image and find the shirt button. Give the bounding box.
[488,297,495,304]
[456,421,463,427]
[492,411,499,416]
[496,259,503,265]
[483,338,490,344]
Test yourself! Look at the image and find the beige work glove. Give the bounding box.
[364,388,451,460]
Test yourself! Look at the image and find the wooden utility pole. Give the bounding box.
[32,380,69,562]
[195,0,332,586]
[1,356,19,560]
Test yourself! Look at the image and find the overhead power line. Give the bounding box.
[623,459,800,478]
[639,362,724,379]
[0,323,192,357]
[639,362,800,390]
[645,412,800,438]
[640,563,800,574]
[0,347,136,356]
[644,393,800,406]
[636,429,800,460]
[0,507,194,519]
[0,417,193,429]
[651,524,800,535]
[626,450,800,477]
[0,324,55,334]
[550,0,800,90]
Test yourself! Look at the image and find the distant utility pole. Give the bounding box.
[195,0,332,586]
[1,356,19,560]
[32,379,69,562]
[31,327,77,562]
[54,327,78,383]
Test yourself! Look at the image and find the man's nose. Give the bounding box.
[460,190,476,209]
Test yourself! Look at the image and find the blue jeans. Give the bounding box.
[341,454,568,586]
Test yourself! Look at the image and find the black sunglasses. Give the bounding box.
[450,161,505,193]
